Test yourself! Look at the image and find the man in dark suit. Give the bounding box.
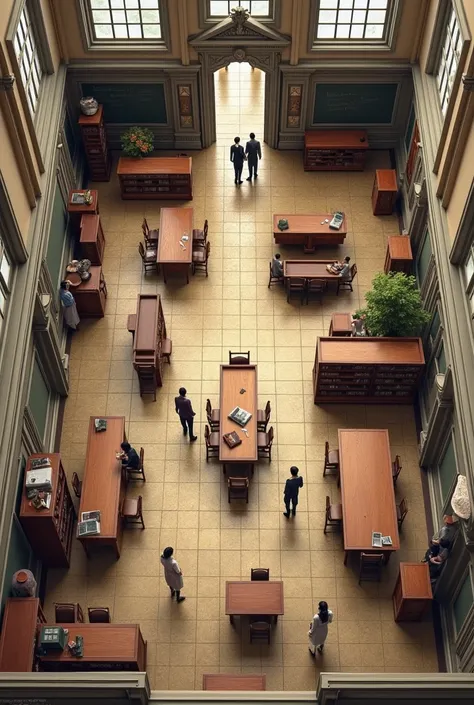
[245,132,262,181]
[230,136,245,185]
[175,387,197,441]
[283,466,304,518]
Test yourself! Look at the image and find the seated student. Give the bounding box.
[271,253,284,278]
[119,442,140,470]
[422,515,457,562]
[327,255,351,277]
[428,538,450,582]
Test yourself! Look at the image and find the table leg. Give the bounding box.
[343,550,348,566]
[229,615,234,626]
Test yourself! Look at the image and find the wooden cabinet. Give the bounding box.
[329,313,352,337]
[384,235,413,274]
[67,189,99,216]
[393,562,432,622]
[372,169,398,215]
[79,214,106,265]
[0,598,46,672]
[117,157,193,200]
[73,265,107,318]
[78,106,110,182]
[304,130,369,171]
[20,454,76,568]
[312,337,425,404]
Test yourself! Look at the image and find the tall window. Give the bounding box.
[462,245,474,318]
[0,238,12,340]
[209,1,270,17]
[436,5,462,116]
[416,230,433,287]
[437,436,458,508]
[315,0,392,41]
[453,571,474,635]
[13,3,43,115]
[87,0,162,41]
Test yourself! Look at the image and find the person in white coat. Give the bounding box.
[160,546,185,603]
[308,601,333,655]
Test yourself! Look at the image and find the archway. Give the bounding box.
[214,62,265,147]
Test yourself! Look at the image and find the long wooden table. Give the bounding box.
[203,674,266,690]
[37,624,146,671]
[225,581,284,624]
[157,207,193,283]
[338,429,399,563]
[78,416,127,559]
[273,214,347,252]
[219,364,258,466]
[0,598,45,672]
[283,259,342,283]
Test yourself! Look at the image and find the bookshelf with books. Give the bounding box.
[304,130,369,171]
[78,106,111,182]
[117,157,193,200]
[313,337,425,404]
[20,454,76,568]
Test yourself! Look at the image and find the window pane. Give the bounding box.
[437,343,447,374]
[438,438,457,505]
[14,5,43,115]
[453,572,474,634]
[417,231,433,285]
[336,24,351,38]
[318,24,336,38]
[251,1,270,15]
[436,7,462,115]
[317,0,389,41]
[320,10,337,22]
[28,359,50,441]
[0,253,11,288]
[210,1,230,14]
[88,0,162,41]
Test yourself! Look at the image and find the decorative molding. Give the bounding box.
[286,85,302,128]
[189,10,290,48]
[0,75,15,91]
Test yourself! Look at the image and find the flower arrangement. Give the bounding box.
[120,126,154,158]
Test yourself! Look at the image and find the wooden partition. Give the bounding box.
[130,294,168,397]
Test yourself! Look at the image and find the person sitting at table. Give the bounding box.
[427,538,450,583]
[119,442,140,470]
[327,255,351,277]
[422,515,457,562]
[271,253,284,279]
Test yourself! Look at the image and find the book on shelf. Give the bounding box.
[222,431,242,449]
[228,406,252,427]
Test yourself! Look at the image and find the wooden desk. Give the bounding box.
[393,562,432,622]
[67,189,99,215]
[225,581,284,624]
[274,214,347,252]
[157,207,193,283]
[37,624,146,672]
[131,294,168,395]
[0,598,46,672]
[384,236,413,274]
[284,260,341,283]
[72,265,107,318]
[372,169,398,215]
[79,214,106,265]
[304,130,368,171]
[117,156,192,200]
[203,674,266,691]
[78,416,126,559]
[219,365,258,464]
[329,313,352,337]
[338,429,399,563]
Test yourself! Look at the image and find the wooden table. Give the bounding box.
[157,207,193,283]
[78,416,127,559]
[284,260,342,284]
[0,598,45,672]
[329,313,352,336]
[203,674,266,690]
[273,214,347,252]
[393,562,432,622]
[72,265,107,318]
[37,624,146,671]
[67,189,99,216]
[384,235,413,274]
[79,214,106,265]
[372,169,398,215]
[219,365,258,465]
[338,429,399,563]
[225,581,284,624]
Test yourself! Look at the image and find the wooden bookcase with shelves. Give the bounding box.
[78,106,111,182]
[312,337,425,404]
[304,130,369,171]
[117,157,193,200]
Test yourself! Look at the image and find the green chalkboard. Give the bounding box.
[82,83,167,124]
[313,83,398,125]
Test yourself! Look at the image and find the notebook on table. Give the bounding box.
[228,406,252,427]
[223,431,242,448]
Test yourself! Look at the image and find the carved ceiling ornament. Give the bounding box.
[230,5,250,34]
[233,48,246,62]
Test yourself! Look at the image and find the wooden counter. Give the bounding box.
[158,207,194,283]
[304,130,368,171]
[203,674,266,690]
[67,189,99,215]
[329,313,352,336]
[78,416,126,558]
[79,214,106,265]
[72,265,107,318]
[273,214,347,252]
[117,156,192,200]
[0,598,45,672]
[339,429,399,562]
[384,235,413,274]
[393,562,432,622]
[219,364,258,464]
[372,169,398,215]
[37,623,146,672]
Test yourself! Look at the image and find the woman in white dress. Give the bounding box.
[59,280,80,330]
[160,546,185,603]
[308,601,333,655]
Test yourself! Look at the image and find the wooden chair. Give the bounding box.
[251,568,269,581]
[228,477,249,503]
[323,495,343,533]
[287,277,306,304]
[306,279,326,304]
[268,261,283,288]
[204,424,219,462]
[142,217,159,242]
[392,455,402,486]
[257,426,274,462]
[249,617,271,644]
[121,496,145,529]
[359,552,384,584]
[193,219,208,244]
[71,472,82,498]
[54,602,84,623]
[337,263,357,294]
[88,607,111,623]
[257,400,271,431]
[206,398,220,431]
[323,441,340,480]
[192,241,210,276]
[162,338,172,364]
[138,241,157,274]
[126,447,146,482]
[397,498,408,530]
[229,350,250,364]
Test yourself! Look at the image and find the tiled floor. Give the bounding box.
[48,64,438,690]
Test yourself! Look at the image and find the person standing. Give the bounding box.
[160,546,185,603]
[245,132,262,181]
[230,136,245,185]
[283,466,304,518]
[175,387,197,441]
[308,601,333,655]
[59,280,80,330]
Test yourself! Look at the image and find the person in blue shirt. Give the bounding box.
[119,442,140,470]
[283,466,304,518]
[59,280,80,330]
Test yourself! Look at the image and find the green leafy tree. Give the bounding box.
[358,272,431,337]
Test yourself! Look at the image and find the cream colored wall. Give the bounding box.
[0,111,32,238]
[446,121,474,239]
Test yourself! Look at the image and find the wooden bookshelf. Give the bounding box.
[312,337,425,404]
[117,157,193,200]
[304,130,369,171]
[78,106,110,182]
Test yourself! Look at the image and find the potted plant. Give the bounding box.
[357,272,431,337]
[121,126,154,158]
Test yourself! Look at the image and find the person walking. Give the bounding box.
[230,136,245,185]
[308,601,333,655]
[175,387,197,441]
[245,132,262,181]
[59,280,80,330]
[160,546,185,603]
[283,466,304,518]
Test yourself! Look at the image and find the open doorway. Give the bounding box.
[214,62,265,147]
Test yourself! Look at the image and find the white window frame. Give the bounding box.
[462,245,474,321]
[0,239,13,343]
[199,0,278,25]
[78,0,170,51]
[435,4,463,116]
[309,0,402,52]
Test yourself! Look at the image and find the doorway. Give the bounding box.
[214,62,265,147]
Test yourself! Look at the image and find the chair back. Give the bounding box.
[206,399,212,417]
[398,498,408,524]
[264,400,271,420]
[204,219,208,237]
[325,495,331,515]
[228,477,249,489]
[139,447,144,470]
[308,278,325,291]
[138,241,146,261]
[392,455,402,482]
[142,218,149,236]
[359,552,384,582]
[288,277,305,290]
[251,568,270,581]
[88,607,110,623]
[205,241,210,260]
[324,441,329,463]
[229,351,250,365]
[71,472,81,498]
[204,424,211,446]
[349,263,357,282]
[249,620,271,644]
[54,602,81,623]
[267,426,274,447]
